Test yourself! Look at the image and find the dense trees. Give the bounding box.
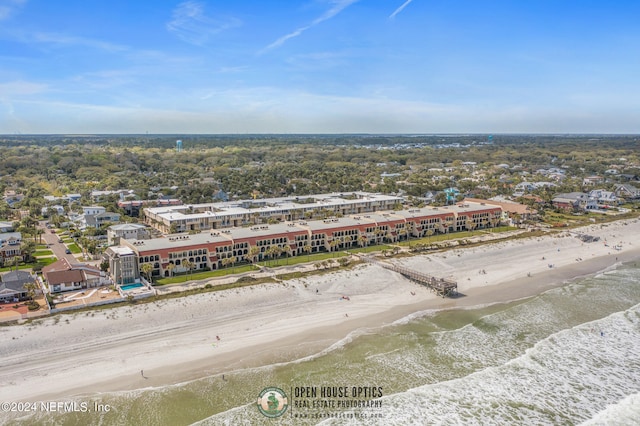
[0,135,637,219]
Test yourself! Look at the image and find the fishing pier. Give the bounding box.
[359,255,458,298]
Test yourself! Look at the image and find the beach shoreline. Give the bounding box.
[1,218,639,405]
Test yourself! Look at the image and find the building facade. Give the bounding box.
[143,192,404,234]
[107,202,502,280]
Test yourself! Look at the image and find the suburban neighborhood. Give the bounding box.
[1,136,639,322]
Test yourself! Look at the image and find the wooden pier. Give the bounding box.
[359,255,458,298]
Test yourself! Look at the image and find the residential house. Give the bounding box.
[0,270,38,302]
[0,222,14,233]
[85,212,121,230]
[463,197,538,224]
[552,192,597,211]
[41,258,110,293]
[582,176,604,186]
[107,223,148,246]
[104,246,139,285]
[83,206,106,216]
[513,182,536,197]
[0,232,23,266]
[91,189,134,202]
[614,184,640,200]
[3,191,24,207]
[588,189,618,206]
[619,174,639,182]
[41,205,66,217]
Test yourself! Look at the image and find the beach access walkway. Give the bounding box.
[357,255,458,298]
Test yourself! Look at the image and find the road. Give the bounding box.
[37,221,80,264]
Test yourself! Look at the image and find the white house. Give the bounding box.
[41,205,65,217]
[82,206,106,216]
[107,223,148,246]
[588,189,618,206]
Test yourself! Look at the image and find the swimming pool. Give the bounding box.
[120,283,144,291]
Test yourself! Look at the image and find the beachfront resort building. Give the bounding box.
[142,192,404,234]
[106,202,502,280]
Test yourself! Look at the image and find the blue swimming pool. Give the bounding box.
[120,283,144,291]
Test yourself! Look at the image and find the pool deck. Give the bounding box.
[117,283,156,298]
[52,286,122,309]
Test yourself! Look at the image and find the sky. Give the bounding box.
[1,0,639,134]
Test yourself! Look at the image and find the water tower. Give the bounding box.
[176,139,183,152]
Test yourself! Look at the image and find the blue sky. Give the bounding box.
[1,0,639,134]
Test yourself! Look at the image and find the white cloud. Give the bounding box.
[167,1,241,46]
[0,0,26,21]
[0,80,47,96]
[30,32,128,52]
[389,0,414,19]
[262,0,359,53]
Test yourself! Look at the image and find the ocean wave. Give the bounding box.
[332,302,640,425]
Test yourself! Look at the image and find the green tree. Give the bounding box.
[140,263,153,283]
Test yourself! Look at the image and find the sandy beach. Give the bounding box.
[1,218,639,405]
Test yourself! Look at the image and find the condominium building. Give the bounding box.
[109,202,502,280]
[143,192,403,234]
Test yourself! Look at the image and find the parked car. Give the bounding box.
[65,249,71,254]
[58,239,63,243]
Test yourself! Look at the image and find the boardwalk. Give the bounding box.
[359,255,458,298]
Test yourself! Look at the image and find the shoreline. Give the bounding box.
[1,219,639,404]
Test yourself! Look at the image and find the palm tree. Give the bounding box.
[221,257,230,270]
[34,227,44,245]
[329,239,338,257]
[357,235,368,252]
[302,243,312,260]
[182,260,194,281]
[398,226,407,243]
[426,229,435,246]
[167,262,175,277]
[140,263,153,283]
[267,245,281,266]
[21,240,36,263]
[282,245,292,265]
[406,221,415,247]
[24,281,38,301]
[248,246,261,265]
[375,228,385,245]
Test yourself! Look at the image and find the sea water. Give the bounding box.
[5,263,640,426]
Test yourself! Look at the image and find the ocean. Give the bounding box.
[6,262,640,426]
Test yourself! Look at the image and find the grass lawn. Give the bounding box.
[154,264,260,285]
[34,250,54,256]
[66,243,82,254]
[258,244,393,268]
